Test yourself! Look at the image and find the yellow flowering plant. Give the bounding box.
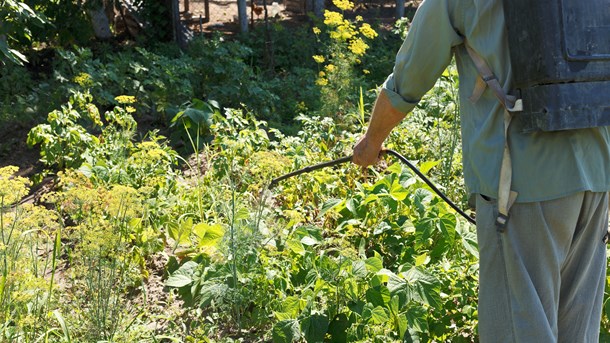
[312,0,378,115]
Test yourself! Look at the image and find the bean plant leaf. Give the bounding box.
[320,198,342,216]
[169,218,193,246]
[328,313,350,343]
[346,198,358,216]
[193,222,225,247]
[365,257,383,273]
[406,306,429,333]
[301,314,329,343]
[165,261,198,288]
[272,319,301,343]
[460,229,479,258]
[365,286,390,307]
[198,282,229,307]
[287,239,306,255]
[301,236,319,246]
[438,213,457,245]
[418,160,440,175]
[370,306,389,324]
[388,267,442,308]
[352,260,367,279]
[389,180,409,201]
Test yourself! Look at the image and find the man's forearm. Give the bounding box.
[352,90,406,167]
[365,90,406,146]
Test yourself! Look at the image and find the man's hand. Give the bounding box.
[352,135,382,167]
[352,90,406,168]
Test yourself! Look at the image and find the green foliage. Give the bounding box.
[0,0,48,65]
[8,12,610,342]
[24,0,92,47]
[26,91,101,169]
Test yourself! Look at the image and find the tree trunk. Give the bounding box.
[238,0,248,33]
[395,0,405,19]
[87,2,112,39]
[312,0,324,17]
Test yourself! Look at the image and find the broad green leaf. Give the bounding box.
[386,162,403,175]
[193,222,225,247]
[198,282,229,307]
[414,253,429,267]
[320,198,342,216]
[389,180,409,201]
[365,257,383,273]
[397,313,409,339]
[418,160,440,175]
[376,268,394,284]
[301,236,319,246]
[346,198,358,216]
[235,207,250,221]
[301,314,329,343]
[287,239,306,255]
[363,193,379,204]
[280,296,301,318]
[406,307,429,333]
[388,269,441,308]
[365,286,390,307]
[272,319,301,343]
[352,260,367,278]
[370,306,389,324]
[165,261,198,288]
[328,313,350,343]
[438,213,457,245]
[460,229,479,258]
[169,218,193,246]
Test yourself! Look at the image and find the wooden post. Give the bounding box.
[238,0,249,33]
[313,0,324,17]
[395,0,405,19]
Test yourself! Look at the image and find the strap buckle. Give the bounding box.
[496,213,509,232]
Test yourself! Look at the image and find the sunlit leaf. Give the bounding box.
[193,222,225,247]
[370,306,389,324]
[365,257,383,273]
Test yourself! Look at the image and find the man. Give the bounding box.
[352,0,610,342]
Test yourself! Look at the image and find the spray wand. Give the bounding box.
[269,149,476,225]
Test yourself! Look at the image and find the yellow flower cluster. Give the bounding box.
[74,72,93,88]
[316,78,329,86]
[325,64,336,72]
[329,22,357,42]
[332,0,354,11]
[348,38,369,56]
[115,95,137,104]
[359,23,378,39]
[313,27,321,35]
[323,11,344,27]
[313,55,325,63]
[0,166,30,205]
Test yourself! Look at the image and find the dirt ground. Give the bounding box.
[188,0,420,33]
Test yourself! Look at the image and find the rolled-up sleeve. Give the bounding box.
[382,0,463,114]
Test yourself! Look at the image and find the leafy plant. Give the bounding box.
[0,0,48,65]
[26,91,101,170]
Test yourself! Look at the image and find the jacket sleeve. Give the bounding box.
[383,0,463,114]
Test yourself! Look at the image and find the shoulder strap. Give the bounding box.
[464,42,522,230]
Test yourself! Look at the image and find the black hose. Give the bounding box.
[269,149,476,225]
[382,149,475,225]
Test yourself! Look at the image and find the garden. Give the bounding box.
[1,0,609,342]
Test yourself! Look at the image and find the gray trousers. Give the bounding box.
[476,191,608,343]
